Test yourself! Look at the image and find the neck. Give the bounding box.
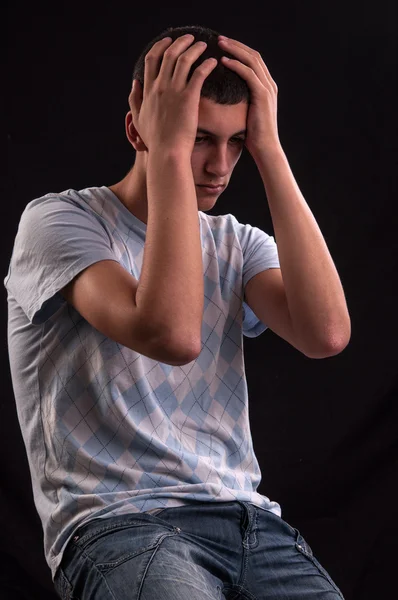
[109,156,149,224]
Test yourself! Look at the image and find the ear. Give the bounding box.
[125,112,148,152]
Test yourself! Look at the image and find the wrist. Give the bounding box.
[250,142,285,161]
[149,145,192,163]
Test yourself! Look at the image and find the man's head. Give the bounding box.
[132,24,250,106]
[125,25,251,210]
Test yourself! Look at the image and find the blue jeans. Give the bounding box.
[54,501,345,599]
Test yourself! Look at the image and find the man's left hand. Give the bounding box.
[218,35,281,157]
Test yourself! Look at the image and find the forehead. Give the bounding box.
[198,97,248,136]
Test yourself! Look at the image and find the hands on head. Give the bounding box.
[128,35,218,155]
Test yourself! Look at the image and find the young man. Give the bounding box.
[5,24,349,599]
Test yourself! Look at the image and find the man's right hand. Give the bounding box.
[129,34,217,155]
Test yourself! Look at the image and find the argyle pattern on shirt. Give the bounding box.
[4,185,281,581]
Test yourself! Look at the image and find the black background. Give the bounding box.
[4,1,397,598]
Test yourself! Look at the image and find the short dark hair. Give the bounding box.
[132,24,250,105]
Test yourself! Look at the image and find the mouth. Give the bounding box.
[197,184,225,193]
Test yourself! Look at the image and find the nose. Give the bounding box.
[204,146,232,179]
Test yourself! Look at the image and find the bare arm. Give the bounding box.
[60,259,195,366]
[60,36,215,366]
[128,36,216,360]
[136,149,203,359]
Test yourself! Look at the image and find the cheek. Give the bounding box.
[190,153,203,179]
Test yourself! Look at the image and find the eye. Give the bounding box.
[194,136,245,144]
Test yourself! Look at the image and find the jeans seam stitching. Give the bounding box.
[79,547,119,600]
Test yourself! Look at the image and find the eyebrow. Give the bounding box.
[196,127,247,138]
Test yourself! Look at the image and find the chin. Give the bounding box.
[198,199,218,212]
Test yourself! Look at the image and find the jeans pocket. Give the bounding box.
[295,533,345,599]
[147,507,169,516]
[54,567,74,600]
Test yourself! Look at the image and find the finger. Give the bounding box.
[187,57,218,95]
[221,55,275,93]
[219,39,276,89]
[172,41,209,90]
[219,37,254,55]
[143,37,173,97]
[220,56,256,81]
[157,34,196,85]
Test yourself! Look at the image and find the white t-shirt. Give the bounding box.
[4,186,281,581]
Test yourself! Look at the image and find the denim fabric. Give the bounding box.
[54,501,345,599]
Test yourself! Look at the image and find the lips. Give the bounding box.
[198,184,225,188]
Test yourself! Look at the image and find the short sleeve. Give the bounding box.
[4,195,118,325]
[230,214,280,338]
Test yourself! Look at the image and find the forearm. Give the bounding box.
[253,146,351,352]
[136,149,203,357]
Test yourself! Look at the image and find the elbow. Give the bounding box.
[305,317,352,359]
[178,341,202,364]
[166,336,202,366]
[326,320,351,356]
[328,335,351,356]
[305,333,351,359]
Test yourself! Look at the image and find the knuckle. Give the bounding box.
[199,61,210,71]
[164,47,176,58]
[178,53,190,64]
